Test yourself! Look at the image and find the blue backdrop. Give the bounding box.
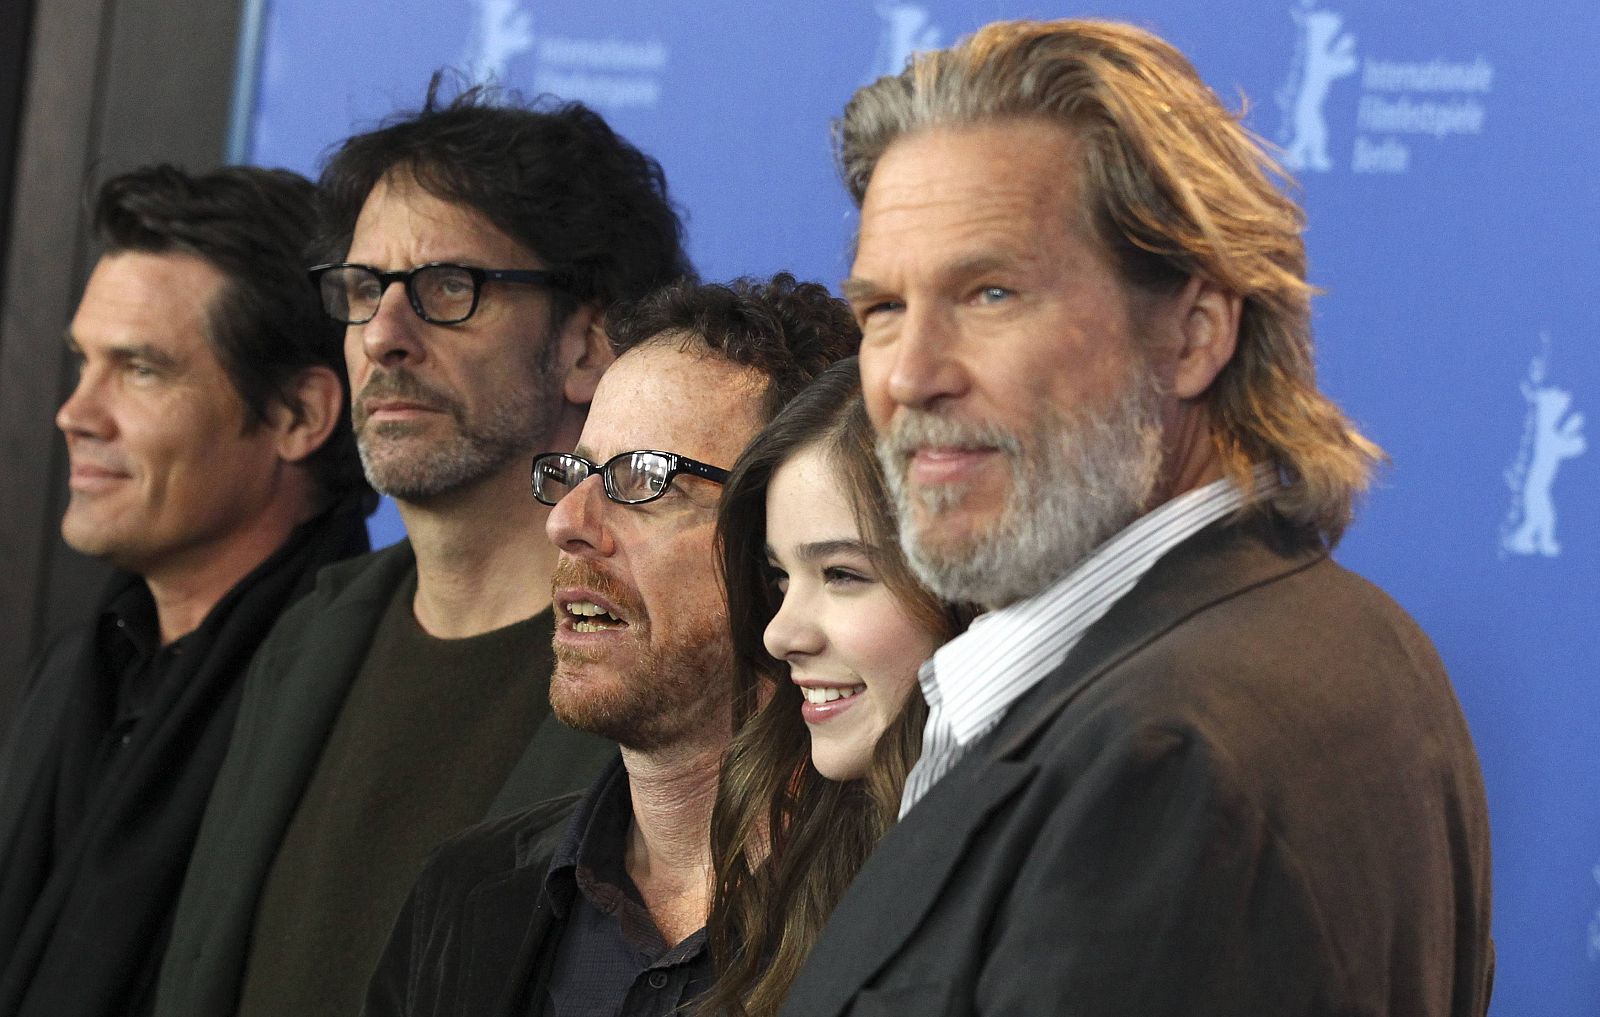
[238,2,1597,1013]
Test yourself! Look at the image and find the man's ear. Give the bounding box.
[1166,276,1241,400]
[270,365,342,464]
[556,305,615,407]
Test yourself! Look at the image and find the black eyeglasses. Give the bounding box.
[308,262,568,325]
[531,450,730,506]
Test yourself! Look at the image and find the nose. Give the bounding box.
[357,279,428,368]
[763,581,826,662]
[862,305,969,425]
[546,475,616,558]
[55,365,112,440]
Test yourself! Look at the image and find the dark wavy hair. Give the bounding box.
[316,76,692,329]
[92,164,371,511]
[607,273,861,423]
[702,358,971,1017]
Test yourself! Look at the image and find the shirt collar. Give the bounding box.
[920,465,1278,748]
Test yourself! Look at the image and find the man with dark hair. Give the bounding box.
[780,18,1492,1017]
[362,274,858,1017]
[0,164,371,1017]
[156,86,693,1017]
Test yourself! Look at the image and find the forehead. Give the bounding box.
[72,250,227,357]
[580,340,767,469]
[347,171,539,268]
[853,120,1091,275]
[766,445,858,540]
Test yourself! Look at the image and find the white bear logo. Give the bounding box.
[1502,341,1586,558]
[459,0,534,85]
[870,2,940,81]
[1279,3,1358,172]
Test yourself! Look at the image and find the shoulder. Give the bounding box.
[413,792,583,900]
[250,541,415,659]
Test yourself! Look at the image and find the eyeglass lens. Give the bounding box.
[533,452,677,505]
[318,265,479,325]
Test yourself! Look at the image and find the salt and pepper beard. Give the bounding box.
[352,336,562,501]
[877,366,1166,611]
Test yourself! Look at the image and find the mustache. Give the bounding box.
[353,369,464,427]
[877,411,1023,461]
[552,556,646,623]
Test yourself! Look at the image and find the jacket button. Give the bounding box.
[648,971,668,990]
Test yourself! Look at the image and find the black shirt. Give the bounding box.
[52,580,192,858]
[539,760,711,1017]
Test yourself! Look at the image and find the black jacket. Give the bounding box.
[362,789,586,1017]
[0,504,368,1017]
[780,514,1494,1017]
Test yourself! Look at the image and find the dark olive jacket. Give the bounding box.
[152,541,615,1017]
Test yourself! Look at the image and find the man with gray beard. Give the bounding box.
[154,85,691,1017]
[782,18,1492,1017]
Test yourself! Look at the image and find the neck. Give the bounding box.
[621,736,727,946]
[1153,401,1225,506]
[143,495,313,646]
[397,464,558,638]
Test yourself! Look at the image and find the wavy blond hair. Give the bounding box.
[837,19,1383,544]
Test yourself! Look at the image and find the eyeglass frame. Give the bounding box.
[307,261,570,325]
[530,450,731,506]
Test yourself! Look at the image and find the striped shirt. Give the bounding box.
[899,465,1278,817]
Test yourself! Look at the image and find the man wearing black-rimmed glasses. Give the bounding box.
[156,84,692,1017]
[363,274,857,1017]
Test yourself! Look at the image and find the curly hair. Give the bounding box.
[607,273,862,425]
[317,76,693,328]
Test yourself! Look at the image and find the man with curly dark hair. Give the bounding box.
[362,274,858,1017]
[155,84,695,1017]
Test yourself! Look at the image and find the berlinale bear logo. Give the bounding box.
[459,0,534,84]
[1278,1,1358,172]
[870,2,940,81]
[1501,336,1586,558]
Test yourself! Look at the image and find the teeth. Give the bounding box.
[566,600,623,631]
[800,686,865,705]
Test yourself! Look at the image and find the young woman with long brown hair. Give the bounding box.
[701,357,969,1017]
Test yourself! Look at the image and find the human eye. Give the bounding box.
[973,284,1014,305]
[821,561,874,588]
[125,359,161,381]
[437,271,475,297]
[765,562,790,596]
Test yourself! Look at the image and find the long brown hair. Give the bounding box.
[702,358,967,1017]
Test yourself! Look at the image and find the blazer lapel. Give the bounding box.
[781,755,1038,1017]
[991,513,1326,758]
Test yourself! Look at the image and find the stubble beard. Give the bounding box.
[878,367,1166,610]
[354,341,560,502]
[549,559,733,752]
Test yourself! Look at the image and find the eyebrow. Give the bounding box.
[766,538,873,565]
[842,252,1027,304]
[63,331,182,369]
